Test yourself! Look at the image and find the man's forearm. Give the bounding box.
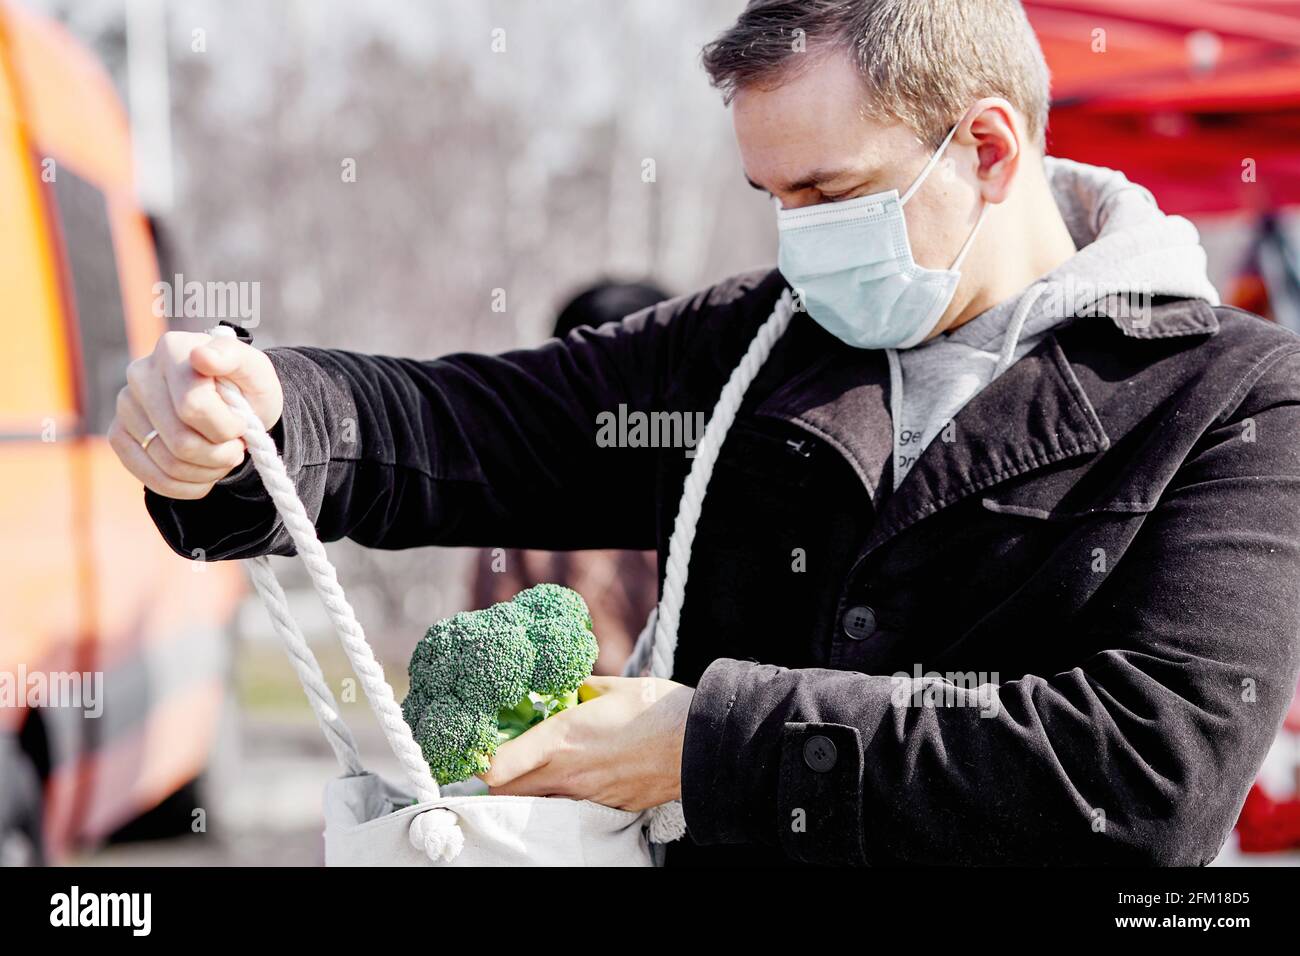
[145,319,671,559]
[680,655,1277,867]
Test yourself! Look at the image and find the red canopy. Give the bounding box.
[1026,0,1300,215]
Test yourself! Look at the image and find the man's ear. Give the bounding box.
[962,97,1020,205]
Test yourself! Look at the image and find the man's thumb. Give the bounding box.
[191,336,252,382]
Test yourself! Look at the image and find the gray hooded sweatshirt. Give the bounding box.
[886,157,1222,490]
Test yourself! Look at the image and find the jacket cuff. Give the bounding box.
[209,347,324,487]
[261,348,323,477]
[681,658,869,865]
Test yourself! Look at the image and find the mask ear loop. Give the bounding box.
[949,201,988,271]
[898,118,989,272]
[900,121,963,206]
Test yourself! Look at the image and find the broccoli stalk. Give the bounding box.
[401,584,598,785]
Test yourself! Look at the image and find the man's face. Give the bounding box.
[733,50,981,276]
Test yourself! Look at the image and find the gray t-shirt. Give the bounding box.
[888,282,1056,489]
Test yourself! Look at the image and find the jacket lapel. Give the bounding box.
[862,334,1109,555]
[754,345,894,500]
[755,332,1111,552]
[866,298,1221,550]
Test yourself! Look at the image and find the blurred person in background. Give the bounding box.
[472,281,669,674]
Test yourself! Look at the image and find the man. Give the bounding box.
[111,0,1300,866]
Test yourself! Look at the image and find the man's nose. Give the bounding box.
[772,191,815,211]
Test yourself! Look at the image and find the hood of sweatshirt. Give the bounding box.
[951,156,1221,350]
[886,157,1221,491]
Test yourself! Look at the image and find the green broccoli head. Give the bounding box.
[402,584,598,784]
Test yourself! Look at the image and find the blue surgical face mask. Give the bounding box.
[775,122,987,350]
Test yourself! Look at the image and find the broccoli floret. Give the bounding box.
[512,582,593,630]
[526,618,598,697]
[415,701,500,784]
[402,584,599,784]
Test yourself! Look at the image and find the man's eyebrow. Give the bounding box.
[746,166,871,194]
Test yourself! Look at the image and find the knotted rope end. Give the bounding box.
[410,808,464,864]
[647,800,687,844]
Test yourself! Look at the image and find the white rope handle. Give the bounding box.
[210,327,461,862]
[641,290,796,842]
[651,290,795,677]
[246,556,364,776]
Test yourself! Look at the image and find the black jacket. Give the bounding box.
[147,268,1300,866]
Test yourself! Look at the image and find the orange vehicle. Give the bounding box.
[0,1,242,863]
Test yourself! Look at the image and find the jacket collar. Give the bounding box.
[1090,294,1219,339]
[754,296,1218,550]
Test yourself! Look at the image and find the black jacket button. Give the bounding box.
[803,735,838,772]
[842,605,877,640]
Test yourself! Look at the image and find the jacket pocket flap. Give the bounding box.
[981,463,1160,521]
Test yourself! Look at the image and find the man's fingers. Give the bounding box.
[107,419,217,500]
[116,388,240,483]
[125,358,244,469]
[481,741,549,788]
[165,340,247,444]
[480,716,568,787]
[485,763,571,799]
[149,441,242,484]
[191,337,280,427]
[580,676,618,700]
[189,336,245,378]
[108,329,274,498]
[113,387,154,445]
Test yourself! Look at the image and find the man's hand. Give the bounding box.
[482,676,693,811]
[109,331,283,500]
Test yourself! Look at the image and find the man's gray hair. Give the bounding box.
[701,0,1050,150]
